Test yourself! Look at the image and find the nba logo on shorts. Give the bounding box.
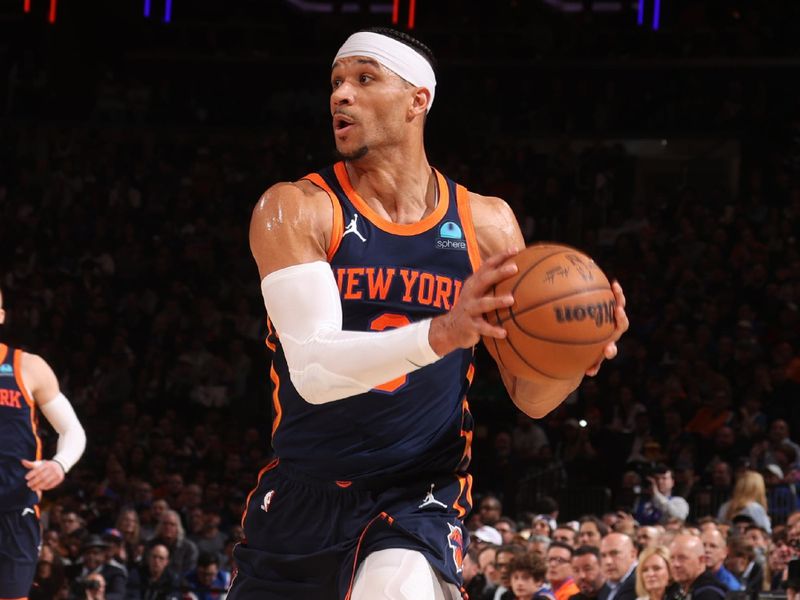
[446,523,464,573]
[436,221,466,251]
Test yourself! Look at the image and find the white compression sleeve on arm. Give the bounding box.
[38,393,86,473]
[261,261,442,404]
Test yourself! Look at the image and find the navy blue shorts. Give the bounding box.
[0,507,40,598]
[228,459,470,600]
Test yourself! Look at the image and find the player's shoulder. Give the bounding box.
[253,179,332,220]
[466,190,514,218]
[466,190,523,256]
[19,351,53,375]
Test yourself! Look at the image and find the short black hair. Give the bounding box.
[359,27,437,73]
[196,552,219,568]
[573,545,601,560]
[548,541,575,557]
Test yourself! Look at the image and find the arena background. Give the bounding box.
[1,0,799,596]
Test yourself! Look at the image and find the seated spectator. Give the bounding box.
[507,552,553,600]
[546,542,580,600]
[147,509,198,575]
[701,527,743,591]
[579,517,609,549]
[554,525,578,548]
[725,536,763,593]
[496,517,519,545]
[635,527,661,552]
[599,533,638,600]
[188,506,227,559]
[666,534,728,600]
[476,545,501,600]
[533,515,557,540]
[115,507,144,569]
[528,535,552,558]
[496,545,527,600]
[572,545,606,600]
[66,535,127,600]
[635,545,675,600]
[30,543,67,600]
[127,544,182,600]
[633,465,689,526]
[78,572,106,600]
[464,547,489,600]
[184,552,230,600]
[717,470,771,533]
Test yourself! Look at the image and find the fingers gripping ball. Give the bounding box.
[483,243,617,380]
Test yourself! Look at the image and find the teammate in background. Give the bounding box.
[231,27,628,600]
[0,286,87,598]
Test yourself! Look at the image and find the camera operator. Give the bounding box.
[78,573,106,600]
[632,464,689,526]
[66,535,127,600]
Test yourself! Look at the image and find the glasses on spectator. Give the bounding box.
[547,556,570,565]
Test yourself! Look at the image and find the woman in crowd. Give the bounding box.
[636,546,675,600]
[718,471,772,533]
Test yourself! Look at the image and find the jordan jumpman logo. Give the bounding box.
[343,214,366,242]
[419,483,448,509]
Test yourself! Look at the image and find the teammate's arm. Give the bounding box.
[463,193,629,419]
[20,353,86,491]
[251,181,515,404]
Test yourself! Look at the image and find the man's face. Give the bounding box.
[479,548,498,585]
[511,571,539,597]
[546,547,573,584]
[159,514,180,543]
[702,529,728,571]
[745,528,768,550]
[496,551,518,587]
[669,537,705,586]
[636,526,659,550]
[554,528,577,547]
[533,520,551,538]
[579,522,602,548]
[573,553,605,596]
[83,547,105,570]
[479,498,502,527]
[329,56,416,161]
[148,546,169,575]
[600,534,636,583]
[653,471,674,495]
[197,563,219,587]
[495,521,515,544]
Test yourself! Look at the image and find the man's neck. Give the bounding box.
[346,146,435,224]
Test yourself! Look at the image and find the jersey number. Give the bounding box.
[369,313,411,393]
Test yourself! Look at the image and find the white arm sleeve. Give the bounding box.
[261,261,442,404]
[38,393,86,473]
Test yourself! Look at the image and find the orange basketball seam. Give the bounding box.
[503,333,566,380]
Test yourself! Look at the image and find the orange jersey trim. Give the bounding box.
[302,172,345,261]
[333,162,450,236]
[455,185,482,272]
[0,344,7,364]
[240,457,280,529]
[13,350,41,461]
[265,318,277,352]
[269,365,282,438]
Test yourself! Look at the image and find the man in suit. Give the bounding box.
[598,533,637,600]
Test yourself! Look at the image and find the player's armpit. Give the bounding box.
[249,180,333,278]
[497,364,580,419]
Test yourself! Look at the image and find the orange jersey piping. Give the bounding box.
[302,172,344,260]
[13,350,41,461]
[455,184,482,272]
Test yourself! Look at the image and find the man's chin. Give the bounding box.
[335,145,369,161]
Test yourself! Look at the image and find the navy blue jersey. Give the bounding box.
[266,162,481,497]
[0,344,41,511]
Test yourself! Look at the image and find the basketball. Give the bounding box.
[483,243,617,380]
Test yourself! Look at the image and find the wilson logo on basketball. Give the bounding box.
[553,300,616,327]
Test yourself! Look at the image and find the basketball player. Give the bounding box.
[230,28,628,600]
[0,287,87,599]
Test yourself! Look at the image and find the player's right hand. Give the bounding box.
[21,458,65,491]
[429,248,519,355]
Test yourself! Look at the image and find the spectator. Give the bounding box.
[633,465,689,526]
[667,534,728,600]
[79,572,106,600]
[148,510,198,575]
[701,527,743,591]
[464,547,490,600]
[598,533,638,600]
[128,544,182,600]
[475,525,505,548]
[635,527,661,552]
[184,552,230,600]
[555,525,578,548]
[30,543,67,600]
[508,552,553,600]
[496,517,519,545]
[533,515,556,539]
[572,545,606,600]
[717,470,772,533]
[546,542,580,600]
[478,545,501,599]
[785,559,800,600]
[188,507,226,559]
[529,535,552,559]
[65,535,127,600]
[495,545,527,600]
[480,495,504,528]
[579,517,609,549]
[635,546,675,600]
[725,536,763,593]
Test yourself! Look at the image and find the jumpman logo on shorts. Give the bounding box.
[261,490,276,513]
[21,507,35,517]
[343,214,366,242]
[418,483,448,510]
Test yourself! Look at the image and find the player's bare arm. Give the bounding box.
[464,193,628,418]
[20,353,86,491]
[249,180,333,277]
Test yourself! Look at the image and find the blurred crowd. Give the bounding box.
[1,1,799,598]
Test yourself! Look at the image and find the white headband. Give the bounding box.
[333,31,436,112]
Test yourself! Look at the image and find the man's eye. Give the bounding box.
[360,74,372,83]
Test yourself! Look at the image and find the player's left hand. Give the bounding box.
[586,280,628,376]
[21,458,65,491]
